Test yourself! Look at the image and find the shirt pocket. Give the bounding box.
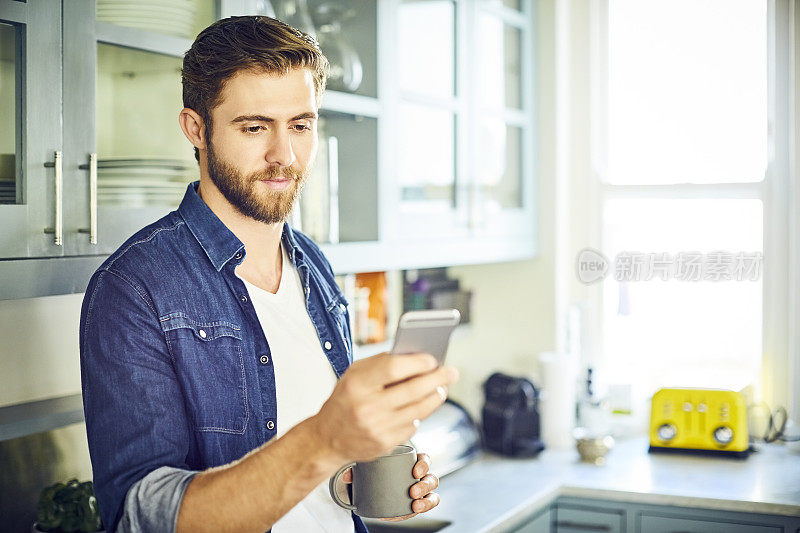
[326,294,352,358]
[159,313,249,434]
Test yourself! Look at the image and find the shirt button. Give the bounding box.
[324,341,332,350]
[259,354,270,365]
[240,294,248,303]
[198,329,207,339]
[234,252,242,260]
[339,303,346,311]
[266,420,275,430]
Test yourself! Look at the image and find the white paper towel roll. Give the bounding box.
[538,351,578,449]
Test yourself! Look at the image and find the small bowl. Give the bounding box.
[573,428,614,465]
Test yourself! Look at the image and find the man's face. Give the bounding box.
[205,68,318,224]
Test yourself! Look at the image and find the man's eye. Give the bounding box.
[244,126,263,134]
[292,124,310,132]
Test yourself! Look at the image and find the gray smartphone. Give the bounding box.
[390,309,461,366]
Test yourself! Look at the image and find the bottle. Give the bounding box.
[578,367,610,436]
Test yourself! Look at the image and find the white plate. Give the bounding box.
[96,13,195,25]
[98,183,190,192]
[98,1,195,13]
[98,0,195,8]
[97,159,194,168]
[96,15,195,28]
[98,167,190,176]
[96,20,195,37]
[96,5,195,15]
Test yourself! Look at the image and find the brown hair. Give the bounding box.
[182,16,329,162]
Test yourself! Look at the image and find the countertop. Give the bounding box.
[365,437,800,532]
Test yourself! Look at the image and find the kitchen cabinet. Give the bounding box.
[386,0,536,246]
[512,506,553,533]
[639,513,782,533]
[0,1,63,259]
[553,504,624,532]
[503,496,800,533]
[1,0,537,300]
[552,496,800,533]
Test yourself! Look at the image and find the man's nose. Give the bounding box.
[265,129,296,167]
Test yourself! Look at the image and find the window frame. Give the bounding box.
[587,0,798,416]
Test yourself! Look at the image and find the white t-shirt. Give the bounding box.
[239,243,354,533]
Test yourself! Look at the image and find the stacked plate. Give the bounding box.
[0,153,14,204]
[0,180,15,204]
[98,158,195,208]
[96,0,197,39]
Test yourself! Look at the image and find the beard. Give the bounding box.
[206,138,310,225]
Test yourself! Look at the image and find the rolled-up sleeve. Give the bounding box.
[80,268,197,532]
[117,466,199,533]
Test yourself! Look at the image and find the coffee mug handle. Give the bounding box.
[329,462,357,511]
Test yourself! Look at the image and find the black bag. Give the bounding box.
[481,372,545,456]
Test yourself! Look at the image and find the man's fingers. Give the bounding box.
[413,454,432,479]
[411,492,440,514]
[409,474,438,499]
[358,353,438,390]
[391,386,449,430]
[380,366,458,410]
[378,513,417,522]
[342,467,352,484]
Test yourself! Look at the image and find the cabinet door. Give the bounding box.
[0,1,64,258]
[514,507,552,533]
[62,0,98,256]
[388,0,470,243]
[554,505,624,533]
[386,0,536,248]
[64,0,217,257]
[640,513,782,533]
[470,1,535,241]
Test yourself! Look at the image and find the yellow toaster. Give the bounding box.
[649,388,752,458]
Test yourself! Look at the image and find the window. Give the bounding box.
[595,0,774,398]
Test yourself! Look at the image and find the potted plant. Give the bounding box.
[33,478,104,533]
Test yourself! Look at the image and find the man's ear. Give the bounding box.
[178,108,207,152]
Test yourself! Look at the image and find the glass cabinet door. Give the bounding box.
[300,112,379,245]
[472,2,534,238]
[0,2,64,258]
[65,0,216,256]
[92,43,196,255]
[390,0,470,241]
[272,0,378,98]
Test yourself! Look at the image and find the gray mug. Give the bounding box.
[328,444,417,518]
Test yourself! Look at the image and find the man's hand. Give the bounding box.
[310,352,459,466]
[342,452,439,521]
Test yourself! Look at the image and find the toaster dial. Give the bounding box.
[713,425,734,445]
[657,423,677,441]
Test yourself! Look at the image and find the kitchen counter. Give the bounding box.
[366,437,800,532]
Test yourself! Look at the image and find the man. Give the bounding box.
[79,16,458,533]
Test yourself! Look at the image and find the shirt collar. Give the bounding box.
[178,181,304,272]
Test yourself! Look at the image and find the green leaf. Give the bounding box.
[36,479,102,532]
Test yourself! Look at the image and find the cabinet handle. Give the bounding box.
[327,136,339,244]
[43,151,63,246]
[554,521,611,531]
[78,153,98,244]
[468,179,478,231]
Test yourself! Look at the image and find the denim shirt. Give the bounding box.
[80,181,366,533]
